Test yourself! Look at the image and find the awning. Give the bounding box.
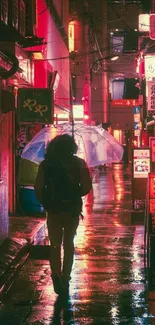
[0,50,22,79]
[54,103,70,114]
[54,103,70,123]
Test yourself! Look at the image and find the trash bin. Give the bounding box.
[18,158,39,186]
[19,186,44,215]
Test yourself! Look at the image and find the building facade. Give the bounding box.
[69,0,151,144]
[0,0,70,244]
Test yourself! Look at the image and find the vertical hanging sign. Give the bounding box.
[148,81,155,112]
[150,14,155,40]
[133,106,141,136]
[68,22,74,52]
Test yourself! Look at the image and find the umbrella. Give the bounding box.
[21,123,124,168]
[96,124,124,164]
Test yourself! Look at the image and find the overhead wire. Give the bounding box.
[86,0,106,73]
[36,1,142,50]
[38,5,49,15]
[31,41,137,63]
[29,0,144,78]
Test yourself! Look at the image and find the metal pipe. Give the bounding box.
[102,0,109,123]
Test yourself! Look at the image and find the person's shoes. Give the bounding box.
[52,275,62,294]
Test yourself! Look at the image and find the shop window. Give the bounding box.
[123,78,139,99]
[111,79,124,99]
[110,31,124,54]
[123,30,138,52]
[110,30,138,53]
[111,78,139,99]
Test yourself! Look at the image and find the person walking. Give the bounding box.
[34,134,92,295]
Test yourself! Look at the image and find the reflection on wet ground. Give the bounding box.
[1,164,155,325]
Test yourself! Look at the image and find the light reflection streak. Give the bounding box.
[130,226,146,323]
[110,303,120,324]
[70,167,146,323]
[115,192,124,201]
[72,214,90,297]
[113,221,121,227]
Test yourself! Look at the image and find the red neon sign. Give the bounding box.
[150,14,155,40]
[111,99,139,106]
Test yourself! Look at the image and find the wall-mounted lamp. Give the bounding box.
[32,51,44,60]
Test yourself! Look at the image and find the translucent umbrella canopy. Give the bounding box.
[21,123,124,167]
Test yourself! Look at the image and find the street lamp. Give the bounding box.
[90,55,119,82]
[111,56,119,61]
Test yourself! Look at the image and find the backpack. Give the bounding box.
[42,157,82,214]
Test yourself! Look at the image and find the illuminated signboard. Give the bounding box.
[149,137,155,162]
[145,56,155,80]
[111,99,139,106]
[138,14,150,32]
[68,22,74,52]
[148,174,155,234]
[148,81,155,111]
[73,104,84,119]
[18,88,54,123]
[133,148,151,179]
[150,14,155,40]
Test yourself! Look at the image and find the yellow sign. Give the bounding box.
[68,22,74,52]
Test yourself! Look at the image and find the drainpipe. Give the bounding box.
[83,0,91,124]
[102,0,109,123]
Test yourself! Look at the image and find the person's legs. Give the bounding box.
[62,214,79,287]
[47,213,63,293]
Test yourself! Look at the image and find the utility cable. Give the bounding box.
[38,5,50,15]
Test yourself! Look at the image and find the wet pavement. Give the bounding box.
[1,164,155,324]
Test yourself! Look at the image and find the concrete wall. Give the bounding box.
[47,0,69,103]
[35,0,70,104]
[69,0,141,126]
[109,106,134,130]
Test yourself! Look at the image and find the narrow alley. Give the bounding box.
[0,164,154,325]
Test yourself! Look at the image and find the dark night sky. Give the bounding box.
[141,0,151,12]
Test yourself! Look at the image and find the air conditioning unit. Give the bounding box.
[0,0,8,25]
[25,0,36,36]
[8,0,19,31]
[18,0,26,37]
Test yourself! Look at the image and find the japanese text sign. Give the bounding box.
[148,81,155,111]
[18,88,54,124]
[145,56,155,80]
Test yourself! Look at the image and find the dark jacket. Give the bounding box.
[34,156,92,212]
